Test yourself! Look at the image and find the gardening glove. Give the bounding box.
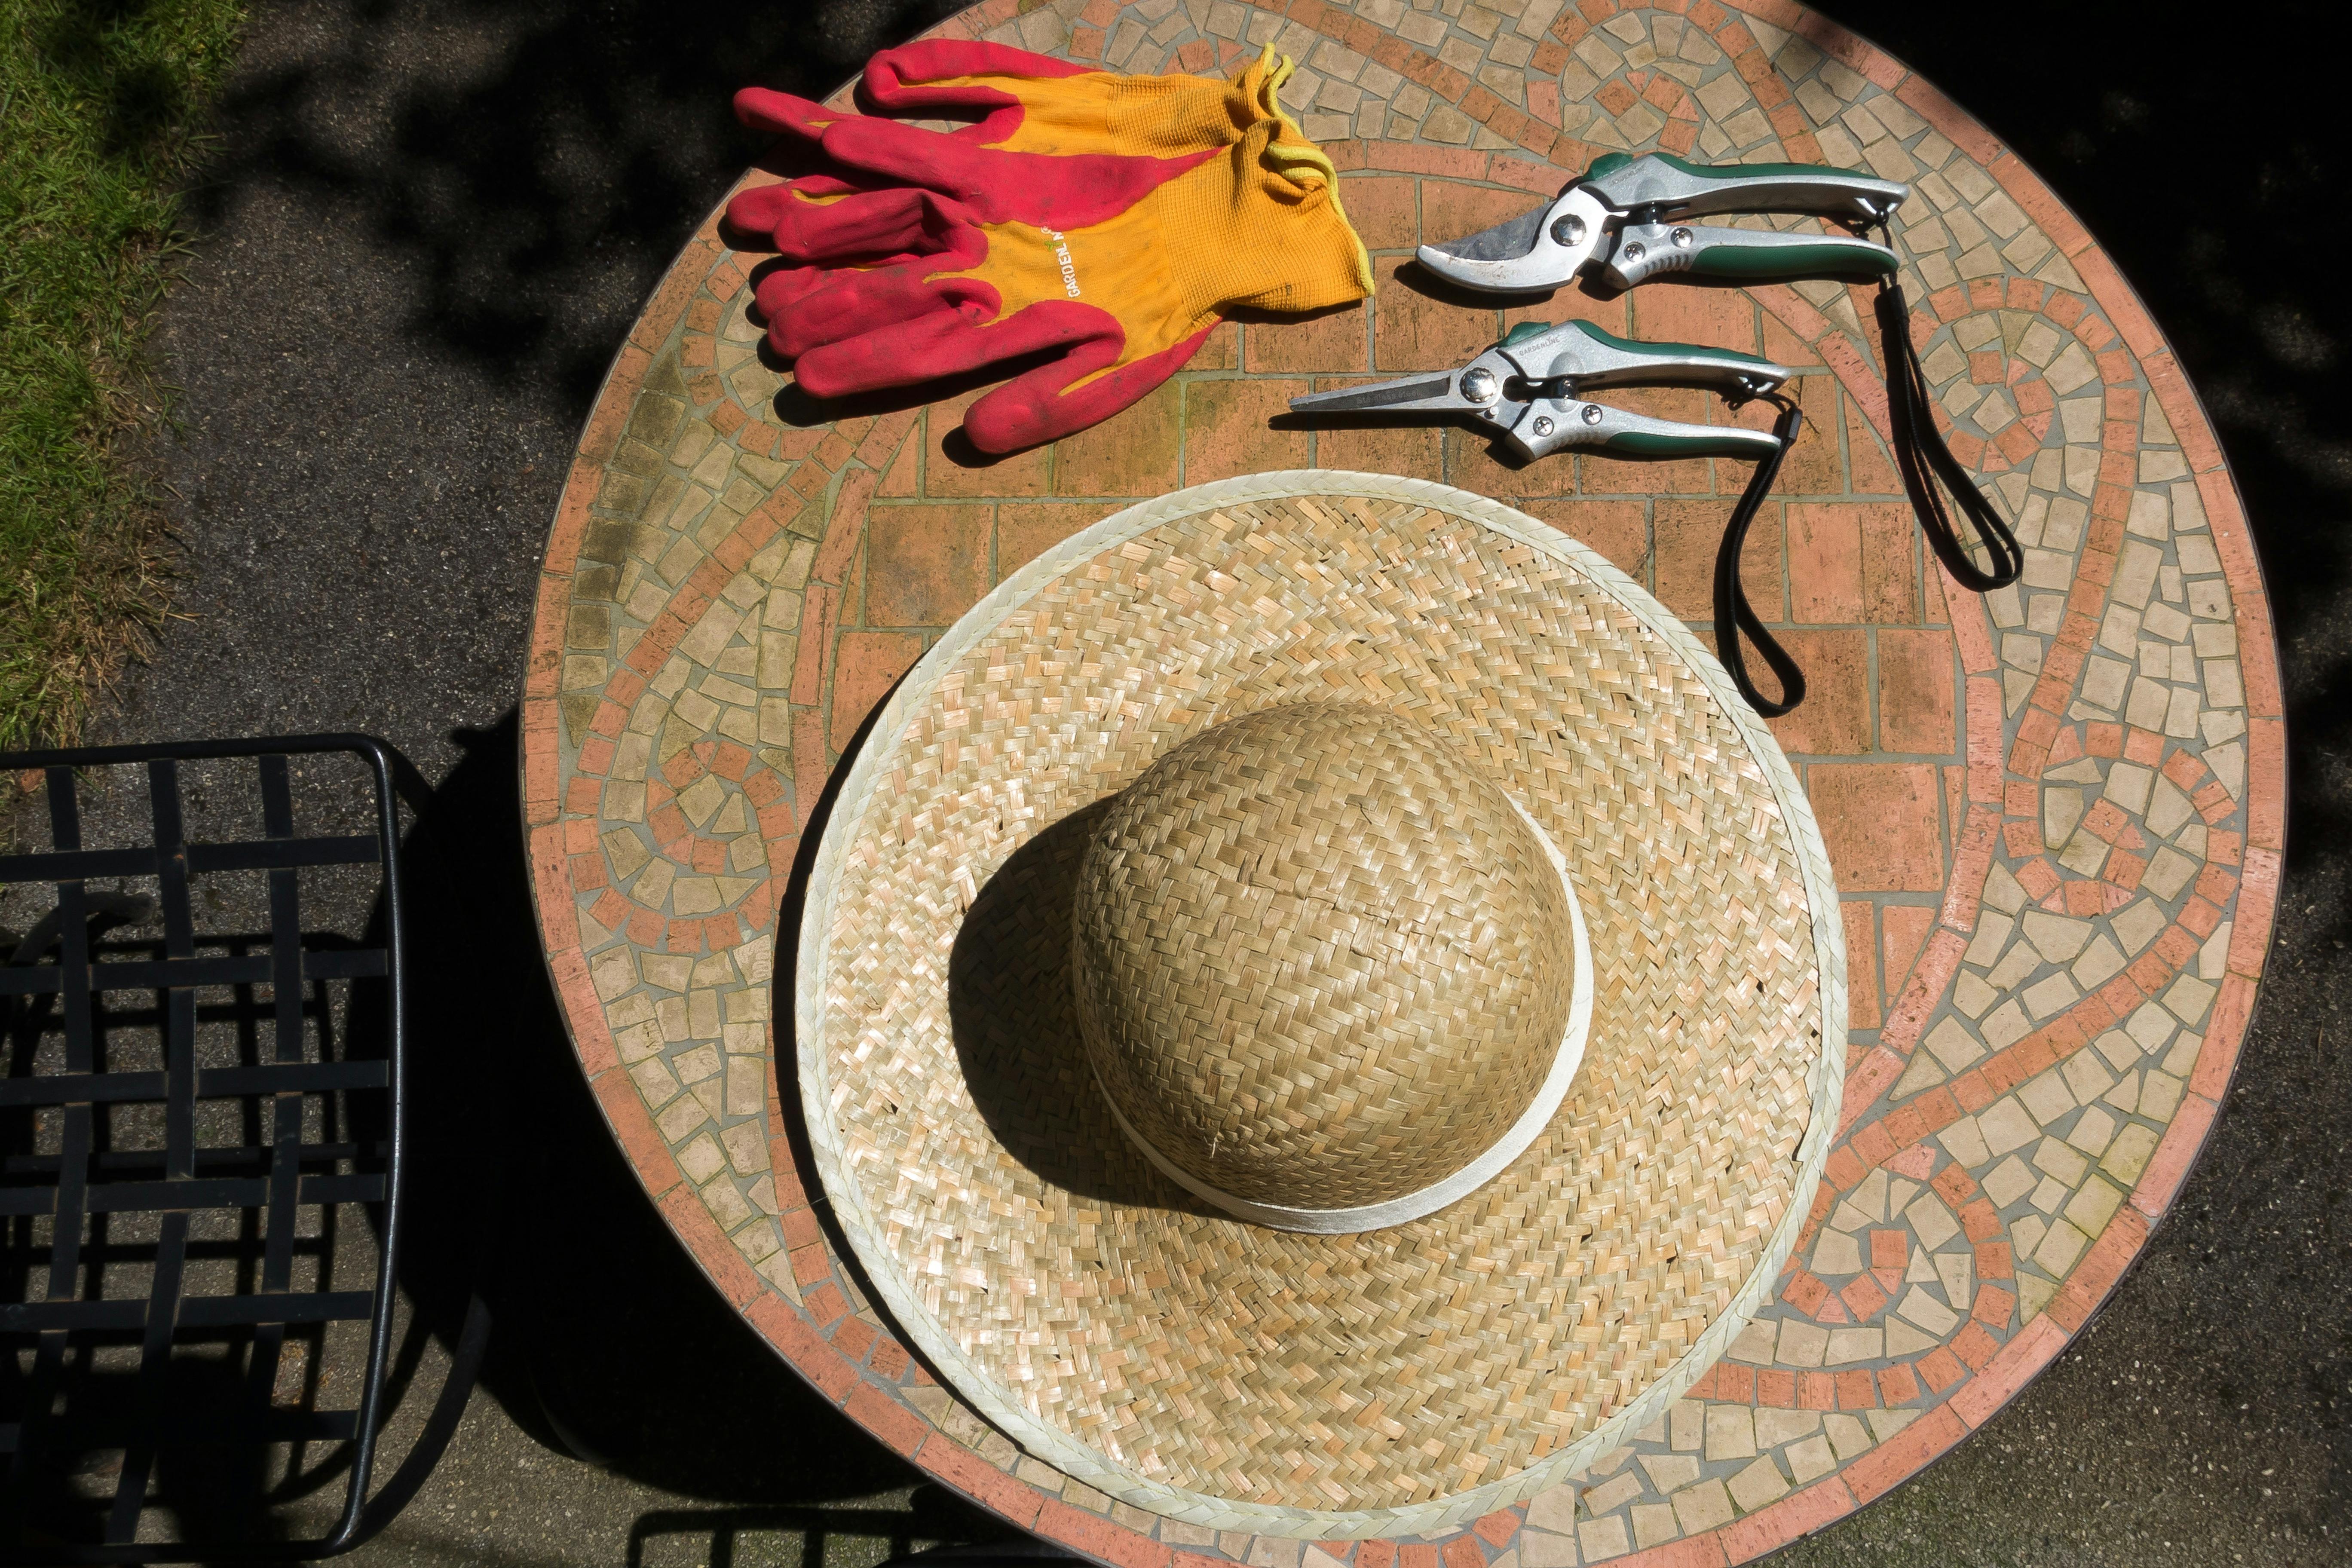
[726,43,1373,453]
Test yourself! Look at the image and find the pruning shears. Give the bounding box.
[1287,318,1790,462]
[1415,151,1908,294]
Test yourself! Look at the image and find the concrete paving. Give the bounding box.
[40,0,2352,1560]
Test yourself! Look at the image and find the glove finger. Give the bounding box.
[962,312,1215,454]
[813,115,1207,229]
[792,294,1102,402]
[748,262,839,326]
[747,185,985,269]
[860,40,1092,136]
[725,181,802,239]
[764,267,990,362]
[732,85,845,142]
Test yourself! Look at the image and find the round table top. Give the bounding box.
[522,1,2283,1562]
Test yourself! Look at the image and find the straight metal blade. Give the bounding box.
[1287,376,1461,414]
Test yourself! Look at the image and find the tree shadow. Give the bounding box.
[182,0,974,415]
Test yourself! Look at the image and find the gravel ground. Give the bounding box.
[23,0,2352,1561]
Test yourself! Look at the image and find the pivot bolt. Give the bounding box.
[1461,367,1499,404]
[1551,213,1587,246]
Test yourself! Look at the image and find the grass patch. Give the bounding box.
[1,0,246,749]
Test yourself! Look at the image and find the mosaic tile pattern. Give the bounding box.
[521,0,2283,1562]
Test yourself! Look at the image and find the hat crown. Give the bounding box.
[1071,703,1576,1214]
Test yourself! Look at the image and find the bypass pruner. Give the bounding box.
[1287,318,1791,462]
[1415,151,1908,294]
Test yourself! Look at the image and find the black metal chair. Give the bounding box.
[0,735,484,1563]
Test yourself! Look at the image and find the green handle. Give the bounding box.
[1599,429,1777,458]
[1586,150,1880,185]
[1684,239,1897,280]
[1516,317,1778,367]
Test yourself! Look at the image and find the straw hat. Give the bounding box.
[795,473,1844,1539]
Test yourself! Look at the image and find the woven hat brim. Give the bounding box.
[796,473,1847,1538]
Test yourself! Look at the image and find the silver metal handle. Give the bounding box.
[1497,320,1790,399]
[1504,399,1786,462]
[1599,221,1900,289]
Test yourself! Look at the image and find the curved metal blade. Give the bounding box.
[1415,186,1610,294]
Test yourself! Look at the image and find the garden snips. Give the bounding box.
[1289,316,1808,717]
[1410,151,2024,603]
[1413,150,1908,294]
[1287,318,1789,463]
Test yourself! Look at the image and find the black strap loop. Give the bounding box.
[1714,396,1807,718]
[1872,263,2024,593]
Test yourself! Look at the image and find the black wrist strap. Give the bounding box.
[1714,397,1807,718]
[1872,269,2024,592]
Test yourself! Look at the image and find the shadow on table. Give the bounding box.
[364,710,962,1511]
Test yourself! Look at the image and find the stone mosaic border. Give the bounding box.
[521,0,2283,1563]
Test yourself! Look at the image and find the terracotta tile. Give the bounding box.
[1877,627,1957,754]
[1843,900,1881,1029]
[1785,502,1868,623]
[1860,500,1920,623]
[926,384,1052,497]
[1337,175,1420,251]
[912,1436,1044,1531]
[1760,307,1825,372]
[864,504,990,628]
[1315,401,1447,481]
[1631,281,1760,354]
[1246,302,1373,374]
[1373,255,1500,373]
[1521,499,1649,585]
[830,631,923,753]
[1189,320,1237,370]
[1654,497,1782,622]
[997,502,1118,579]
[1181,378,1313,482]
[1500,282,1630,340]
[1767,629,1871,755]
[1053,377,1183,496]
[1446,425,1579,501]
[1807,763,1945,892]
[1882,904,1935,999]
[877,421,923,495]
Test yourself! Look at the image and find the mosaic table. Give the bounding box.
[522,0,2282,1561]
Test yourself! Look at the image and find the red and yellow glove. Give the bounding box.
[726,43,1372,453]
